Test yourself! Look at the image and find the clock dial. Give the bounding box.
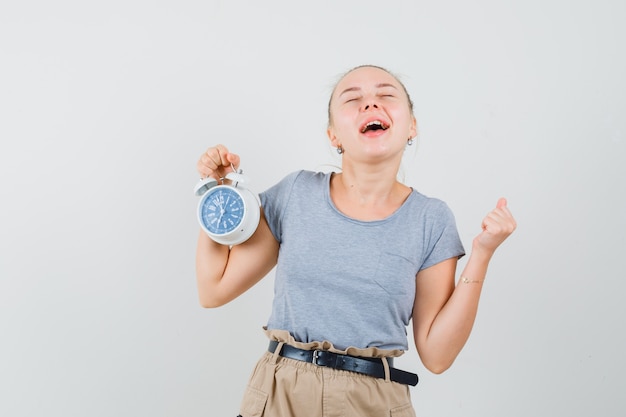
[200,187,245,234]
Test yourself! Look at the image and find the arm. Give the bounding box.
[195,145,280,308]
[412,198,516,374]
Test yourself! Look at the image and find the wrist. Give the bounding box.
[470,239,495,262]
[460,275,484,284]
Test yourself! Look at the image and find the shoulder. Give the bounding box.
[401,191,459,234]
[261,170,329,202]
[290,169,329,182]
[274,170,329,190]
[407,190,454,215]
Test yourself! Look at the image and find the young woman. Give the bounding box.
[196,65,517,417]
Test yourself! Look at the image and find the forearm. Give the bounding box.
[195,213,279,308]
[195,230,230,308]
[419,244,494,373]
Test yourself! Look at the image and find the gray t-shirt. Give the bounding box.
[260,170,465,351]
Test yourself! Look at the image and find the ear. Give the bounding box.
[409,116,417,138]
[327,126,339,148]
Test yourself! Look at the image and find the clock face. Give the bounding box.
[199,187,245,235]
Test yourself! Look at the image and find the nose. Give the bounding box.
[362,103,379,111]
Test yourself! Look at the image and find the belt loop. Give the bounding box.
[270,341,285,364]
[381,357,391,383]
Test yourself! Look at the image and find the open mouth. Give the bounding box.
[360,120,390,133]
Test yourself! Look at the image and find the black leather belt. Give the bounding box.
[268,340,418,386]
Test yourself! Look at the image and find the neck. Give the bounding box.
[330,159,411,221]
[336,163,399,204]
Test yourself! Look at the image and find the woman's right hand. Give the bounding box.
[197,144,241,180]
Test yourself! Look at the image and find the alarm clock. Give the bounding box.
[194,170,261,246]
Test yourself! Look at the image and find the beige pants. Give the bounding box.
[238,329,416,417]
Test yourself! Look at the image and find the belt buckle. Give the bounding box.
[312,350,321,365]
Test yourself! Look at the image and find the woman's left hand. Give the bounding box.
[474,198,517,254]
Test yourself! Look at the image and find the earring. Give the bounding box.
[407,138,414,146]
[336,146,344,154]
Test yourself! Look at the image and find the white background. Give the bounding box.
[1,0,625,416]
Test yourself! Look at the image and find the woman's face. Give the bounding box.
[327,66,416,162]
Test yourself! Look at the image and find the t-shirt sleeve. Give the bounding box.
[420,199,466,270]
[259,170,302,243]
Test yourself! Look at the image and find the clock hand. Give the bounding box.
[216,204,226,224]
[218,195,230,226]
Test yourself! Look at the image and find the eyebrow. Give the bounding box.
[338,83,399,97]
